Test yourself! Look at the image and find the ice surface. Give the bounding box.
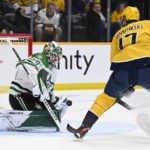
[0,89,150,150]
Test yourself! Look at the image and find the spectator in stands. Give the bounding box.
[81,0,101,15]
[86,2,105,42]
[9,0,39,34]
[68,0,101,15]
[0,0,15,33]
[38,0,44,11]
[98,3,106,23]
[111,1,126,38]
[97,3,107,41]
[10,0,39,15]
[81,0,94,16]
[0,6,30,34]
[0,0,15,15]
[14,7,30,33]
[42,0,65,14]
[65,0,85,15]
[34,2,62,42]
[65,0,100,15]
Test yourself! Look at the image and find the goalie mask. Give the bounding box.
[43,41,62,66]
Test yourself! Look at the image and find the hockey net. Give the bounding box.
[0,34,32,94]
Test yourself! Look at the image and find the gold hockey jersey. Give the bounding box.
[111,20,150,70]
[10,0,38,14]
[43,0,65,11]
[11,0,38,6]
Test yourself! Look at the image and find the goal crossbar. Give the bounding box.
[0,34,32,56]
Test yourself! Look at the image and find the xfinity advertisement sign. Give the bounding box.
[0,43,111,86]
[58,50,94,75]
[33,44,111,83]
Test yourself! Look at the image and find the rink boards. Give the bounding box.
[0,42,112,92]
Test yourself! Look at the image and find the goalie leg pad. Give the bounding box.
[90,92,117,117]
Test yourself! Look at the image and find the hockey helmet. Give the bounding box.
[120,6,140,22]
[120,6,140,24]
[43,41,62,66]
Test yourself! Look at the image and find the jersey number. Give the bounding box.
[119,32,137,50]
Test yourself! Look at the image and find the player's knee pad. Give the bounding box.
[90,92,117,117]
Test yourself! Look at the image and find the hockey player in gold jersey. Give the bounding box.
[111,7,150,70]
[67,6,150,139]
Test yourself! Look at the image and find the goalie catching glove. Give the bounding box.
[52,96,72,107]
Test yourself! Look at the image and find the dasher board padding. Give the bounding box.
[0,110,62,132]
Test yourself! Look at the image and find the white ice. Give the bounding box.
[0,89,150,150]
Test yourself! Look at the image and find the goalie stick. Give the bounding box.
[6,38,66,132]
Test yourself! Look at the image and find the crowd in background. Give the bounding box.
[0,0,146,42]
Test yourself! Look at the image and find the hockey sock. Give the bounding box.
[82,111,98,127]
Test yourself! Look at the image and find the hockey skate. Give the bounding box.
[67,124,91,139]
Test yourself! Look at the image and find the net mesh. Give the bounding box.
[0,34,32,94]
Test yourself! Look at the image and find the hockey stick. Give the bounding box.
[6,38,66,132]
[66,99,135,135]
[116,86,135,110]
[117,98,150,110]
[117,98,134,110]
[66,99,134,134]
[67,124,78,133]
[116,86,150,110]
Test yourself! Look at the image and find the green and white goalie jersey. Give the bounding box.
[9,53,57,102]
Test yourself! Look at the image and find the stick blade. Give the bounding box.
[67,124,77,133]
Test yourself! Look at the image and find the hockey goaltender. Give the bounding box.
[0,41,72,132]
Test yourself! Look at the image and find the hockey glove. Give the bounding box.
[52,96,60,105]
[32,86,47,102]
[39,94,46,102]
[53,96,72,107]
[32,86,41,97]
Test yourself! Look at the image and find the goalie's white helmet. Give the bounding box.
[43,41,62,66]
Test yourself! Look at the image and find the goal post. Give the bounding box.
[0,34,32,56]
[0,34,33,94]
